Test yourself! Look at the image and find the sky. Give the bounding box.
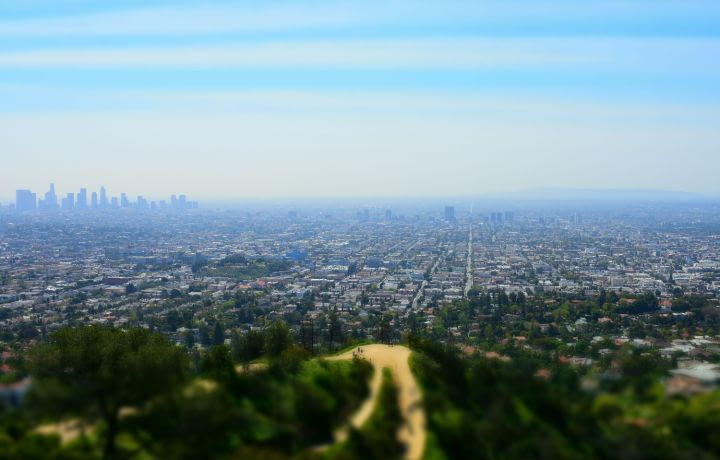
[1,0,720,201]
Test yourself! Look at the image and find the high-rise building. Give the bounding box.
[61,193,75,210]
[490,212,503,223]
[99,186,108,207]
[91,192,98,208]
[385,209,392,220]
[178,194,187,209]
[111,197,119,208]
[77,188,87,209]
[39,183,58,210]
[444,206,455,221]
[15,189,37,212]
[120,193,129,208]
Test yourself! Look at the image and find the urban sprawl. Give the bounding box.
[2,196,720,401]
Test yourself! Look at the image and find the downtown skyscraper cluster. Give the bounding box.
[11,184,198,212]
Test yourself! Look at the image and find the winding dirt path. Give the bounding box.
[326,344,426,460]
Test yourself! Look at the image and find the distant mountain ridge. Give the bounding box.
[497,188,718,202]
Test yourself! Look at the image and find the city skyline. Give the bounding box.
[8,182,198,211]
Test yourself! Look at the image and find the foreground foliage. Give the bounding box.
[410,338,720,460]
[1,326,373,459]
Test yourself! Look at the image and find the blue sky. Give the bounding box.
[1,0,719,200]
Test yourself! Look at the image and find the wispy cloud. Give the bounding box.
[0,1,718,39]
[0,38,600,70]
[1,38,718,74]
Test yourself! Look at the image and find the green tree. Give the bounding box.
[28,326,189,459]
[233,330,264,367]
[264,321,291,357]
[212,322,225,346]
[326,310,344,351]
[201,345,237,387]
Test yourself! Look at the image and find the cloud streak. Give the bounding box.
[1,38,718,72]
[0,1,718,39]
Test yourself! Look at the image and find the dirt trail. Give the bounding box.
[234,362,268,374]
[35,419,93,444]
[326,344,426,460]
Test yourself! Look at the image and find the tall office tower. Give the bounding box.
[137,196,148,210]
[159,200,167,209]
[41,183,58,210]
[15,189,37,212]
[171,194,178,209]
[178,194,187,208]
[99,186,108,207]
[61,193,75,210]
[111,197,119,208]
[91,192,98,208]
[444,206,455,221]
[385,209,392,220]
[120,193,129,208]
[77,188,87,209]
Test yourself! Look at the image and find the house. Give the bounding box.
[666,359,720,395]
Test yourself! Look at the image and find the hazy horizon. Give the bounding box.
[4,187,720,207]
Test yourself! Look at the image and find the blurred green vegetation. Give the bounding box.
[410,337,720,460]
[3,322,720,459]
[0,325,373,459]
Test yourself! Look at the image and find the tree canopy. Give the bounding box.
[28,326,189,458]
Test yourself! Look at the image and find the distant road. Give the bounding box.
[411,252,442,310]
[464,223,473,297]
[410,279,426,310]
[325,344,427,460]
